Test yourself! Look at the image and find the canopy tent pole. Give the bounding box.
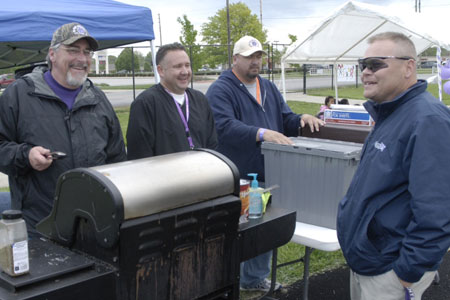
[150,40,159,83]
[281,62,287,101]
[334,62,339,101]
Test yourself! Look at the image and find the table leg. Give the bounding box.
[303,246,313,300]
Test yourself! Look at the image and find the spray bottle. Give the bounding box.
[247,173,263,219]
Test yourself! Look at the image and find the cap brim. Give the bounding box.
[62,36,99,51]
[236,49,267,57]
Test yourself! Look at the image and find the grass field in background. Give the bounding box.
[306,83,450,105]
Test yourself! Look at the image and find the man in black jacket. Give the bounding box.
[0,23,126,236]
[126,43,217,159]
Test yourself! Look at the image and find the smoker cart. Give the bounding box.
[0,149,295,300]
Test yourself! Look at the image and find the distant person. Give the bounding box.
[126,43,217,159]
[0,23,127,235]
[338,98,349,104]
[337,32,450,300]
[206,35,324,292]
[317,95,335,119]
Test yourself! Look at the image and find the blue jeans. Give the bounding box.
[240,251,272,287]
[0,192,11,215]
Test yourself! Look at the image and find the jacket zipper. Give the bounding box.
[64,110,76,168]
[261,90,266,112]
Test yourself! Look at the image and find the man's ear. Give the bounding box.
[157,64,163,77]
[48,48,56,65]
[404,59,416,79]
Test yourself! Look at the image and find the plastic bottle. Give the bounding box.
[0,210,29,276]
[247,173,263,219]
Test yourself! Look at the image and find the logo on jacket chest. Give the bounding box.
[374,141,386,152]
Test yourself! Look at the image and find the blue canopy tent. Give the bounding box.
[0,0,156,76]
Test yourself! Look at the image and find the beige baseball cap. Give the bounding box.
[50,23,99,50]
[233,36,267,57]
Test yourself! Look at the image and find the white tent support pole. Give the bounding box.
[281,62,287,101]
[95,53,99,74]
[150,40,159,83]
[335,20,388,62]
[106,50,109,75]
[334,63,339,100]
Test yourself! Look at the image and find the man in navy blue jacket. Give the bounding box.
[337,32,450,300]
[206,36,323,292]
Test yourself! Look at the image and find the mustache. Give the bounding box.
[69,63,88,70]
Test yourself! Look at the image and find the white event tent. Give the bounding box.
[281,1,450,100]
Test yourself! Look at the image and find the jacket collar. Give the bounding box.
[363,80,428,122]
[221,69,265,94]
[24,66,99,107]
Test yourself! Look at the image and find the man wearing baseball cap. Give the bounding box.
[206,36,324,292]
[0,23,126,236]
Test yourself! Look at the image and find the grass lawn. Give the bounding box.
[306,83,450,105]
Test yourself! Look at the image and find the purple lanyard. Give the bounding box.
[168,91,194,149]
[404,287,415,300]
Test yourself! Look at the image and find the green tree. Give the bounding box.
[201,2,267,67]
[288,34,297,44]
[177,15,202,72]
[144,52,153,72]
[420,47,450,57]
[115,48,142,72]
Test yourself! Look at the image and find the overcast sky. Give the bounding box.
[112,0,450,55]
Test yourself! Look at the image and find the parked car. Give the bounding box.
[420,61,437,69]
[0,74,15,89]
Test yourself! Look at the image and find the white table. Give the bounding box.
[274,221,341,300]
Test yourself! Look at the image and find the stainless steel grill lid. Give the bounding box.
[37,149,240,247]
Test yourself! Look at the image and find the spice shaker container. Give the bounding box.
[0,210,29,276]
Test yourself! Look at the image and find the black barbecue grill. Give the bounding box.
[0,149,295,300]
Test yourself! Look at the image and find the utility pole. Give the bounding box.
[260,0,263,28]
[158,13,162,46]
[226,0,231,68]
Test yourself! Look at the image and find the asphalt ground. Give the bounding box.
[256,251,450,300]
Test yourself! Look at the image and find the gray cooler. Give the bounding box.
[261,137,362,229]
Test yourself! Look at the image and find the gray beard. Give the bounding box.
[66,71,87,88]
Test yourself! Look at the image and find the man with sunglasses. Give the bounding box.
[337,32,450,300]
[0,23,126,236]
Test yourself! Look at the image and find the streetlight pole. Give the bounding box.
[260,0,263,29]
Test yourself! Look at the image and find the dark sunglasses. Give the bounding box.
[358,56,414,72]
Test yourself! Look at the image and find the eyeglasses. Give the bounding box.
[358,56,414,72]
[61,46,94,58]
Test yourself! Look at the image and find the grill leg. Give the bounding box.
[259,248,278,300]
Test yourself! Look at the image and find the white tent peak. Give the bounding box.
[282,0,449,66]
[280,0,449,100]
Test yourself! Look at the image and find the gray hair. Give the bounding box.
[46,44,60,69]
